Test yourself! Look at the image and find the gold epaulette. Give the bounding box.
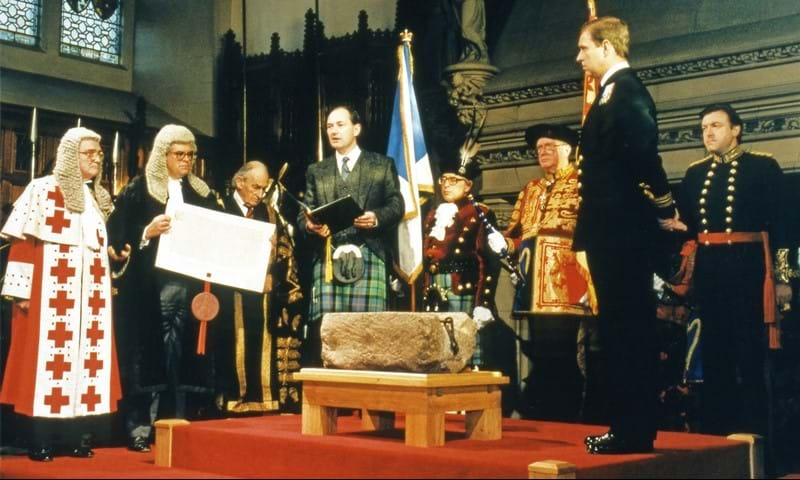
[688,154,713,168]
[746,150,775,158]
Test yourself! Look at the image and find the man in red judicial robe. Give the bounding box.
[1,127,125,461]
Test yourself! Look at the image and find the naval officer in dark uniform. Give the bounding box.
[679,103,792,440]
[573,16,684,454]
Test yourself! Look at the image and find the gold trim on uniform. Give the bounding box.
[775,248,799,283]
[234,292,247,397]
[653,192,674,208]
[712,146,744,164]
[688,154,713,168]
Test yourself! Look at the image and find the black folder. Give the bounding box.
[309,195,364,234]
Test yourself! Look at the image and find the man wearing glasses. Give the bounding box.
[108,124,220,453]
[502,123,596,423]
[1,127,123,461]
[422,155,504,368]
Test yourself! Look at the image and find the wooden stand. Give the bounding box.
[294,368,509,448]
[727,433,764,479]
[528,460,577,479]
[154,419,190,467]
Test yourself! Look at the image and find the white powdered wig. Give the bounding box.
[145,124,210,204]
[54,127,113,218]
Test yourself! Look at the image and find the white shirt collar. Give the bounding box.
[233,190,249,216]
[600,60,630,87]
[336,145,362,172]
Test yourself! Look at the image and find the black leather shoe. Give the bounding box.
[28,446,54,462]
[128,436,151,453]
[584,431,613,447]
[586,432,653,454]
[70,446,94,458]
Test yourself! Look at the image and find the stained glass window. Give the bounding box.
[0,0,41,46]
[60,0,123,65]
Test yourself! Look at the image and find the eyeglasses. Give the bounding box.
[79,150,104,160]
[535,142,569,153]
[438,176,467,186]
[169,151,196,161]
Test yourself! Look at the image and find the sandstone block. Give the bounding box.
[321,312,476,373]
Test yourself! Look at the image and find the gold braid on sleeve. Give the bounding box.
[774,248,799,284]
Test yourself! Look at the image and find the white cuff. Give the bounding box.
[1,261,33,299]
[472,306,495,329]
[139,228,150,250]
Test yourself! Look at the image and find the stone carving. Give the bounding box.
[476,113,800,169]
[320,312,477,373]
[452,0,490,64]
[476,148,537,167]
[444,63,499,126]
[484,81,583,106]
[443,0,498,126]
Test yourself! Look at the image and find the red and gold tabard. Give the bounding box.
[504,165,594,316]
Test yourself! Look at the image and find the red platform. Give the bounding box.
[2,414,757,478]
[166,414,751,478]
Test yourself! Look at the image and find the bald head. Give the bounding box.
[233,161,270,208]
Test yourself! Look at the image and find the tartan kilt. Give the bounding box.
[428,272,483,366]
[309,245,388,324]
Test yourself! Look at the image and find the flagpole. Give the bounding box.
[241,0,248,165]
[315,0,324,163]
[30,107,37,181]
[401,31,416,312]
[112,131,119,194]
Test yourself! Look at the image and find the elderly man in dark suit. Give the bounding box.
[298,106,404,366]
[216,161,304,415]
[573,17,685,454]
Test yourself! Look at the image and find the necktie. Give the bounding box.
[245,206,254,218]
[341,156,351,180]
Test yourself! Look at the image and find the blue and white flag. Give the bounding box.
[386,33,434,283]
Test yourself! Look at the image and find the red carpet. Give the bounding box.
[1,414,753,478]
[0,447,229,478]
[166,414,748,478]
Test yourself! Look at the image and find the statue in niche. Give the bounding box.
[452,0,489,63]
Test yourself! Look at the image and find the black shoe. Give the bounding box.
[128,436,151,453]
[586,432,653,454]
[28,446,54,462]
[584,431,613,447]
[70,446,94,458]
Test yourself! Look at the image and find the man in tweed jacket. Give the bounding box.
[297,106,404,366]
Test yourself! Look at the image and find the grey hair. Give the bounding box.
[232,160,268,186]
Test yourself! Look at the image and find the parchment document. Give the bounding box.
[155,203,275,292]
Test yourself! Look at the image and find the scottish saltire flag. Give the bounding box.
[386,32,434,283]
